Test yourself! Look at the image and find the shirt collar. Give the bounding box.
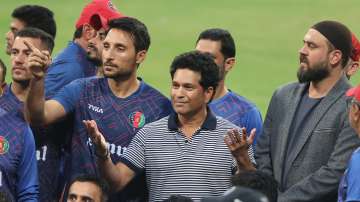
[168,108,217,131]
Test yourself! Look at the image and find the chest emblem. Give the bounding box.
[0,136,9,155]
[128,111,146,128]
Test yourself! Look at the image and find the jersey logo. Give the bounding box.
[128,111,146,128]
[0,136,9,155]
[88,103,104,114]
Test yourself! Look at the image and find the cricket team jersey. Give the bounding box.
[45,41,96,98]
[53,77,172,201]
[209,91,263,146]
[0,86,64,201]
[0,108,38,202]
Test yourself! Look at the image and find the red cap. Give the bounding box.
[346,85,360,102]
[75,0,124,30]
[351,33,360,62]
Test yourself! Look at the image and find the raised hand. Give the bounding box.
[83,120,108,160]
[224,128,256,171]
[24,40,51,79]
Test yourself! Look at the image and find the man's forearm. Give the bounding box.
[25,77,46,125]
[97,155,133,192]
[234,150,256,173]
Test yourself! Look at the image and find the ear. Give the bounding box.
[224,57,235,72]
[135,50,147,64]
[204,86,215,104]
[329,50,342,67]
[82,24,97,40]
[347,61,360,77]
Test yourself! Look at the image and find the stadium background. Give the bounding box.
[0,0,359,115]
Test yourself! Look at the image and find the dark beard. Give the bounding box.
[87,54,102,67]
[297,62,330,83]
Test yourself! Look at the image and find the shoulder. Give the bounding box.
[216,116,238,130]
[225,92,260,112]
[143,116,170,130]
[274,81,302,95]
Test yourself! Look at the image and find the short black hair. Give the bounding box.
[231,171,278,202]
[196,28,236,59]
[68,174,109,202]
[73,26,83,40]
[108,17,150,53]
[15,27,54,54]
[0,59,7,83]
[12,5,56,39]
[170,51,220,92]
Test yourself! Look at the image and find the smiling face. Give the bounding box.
[171,68,213,117]
[297,28,333,83]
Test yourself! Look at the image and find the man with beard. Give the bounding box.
[87,27,107,77]
[225,20,360,202]
[45,0,123,98]
[195,28,262,147]
[25,17,172,202]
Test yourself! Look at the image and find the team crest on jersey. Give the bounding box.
[128,111,146,128]
[0,136,9,155]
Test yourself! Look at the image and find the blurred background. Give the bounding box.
[0,0,359,115]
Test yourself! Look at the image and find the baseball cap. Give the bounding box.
[351,33,360,62]
[75,0,124,30]
[346,85,360,102]
[201,186,269,202]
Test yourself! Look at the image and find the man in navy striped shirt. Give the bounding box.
[84,51,255,201]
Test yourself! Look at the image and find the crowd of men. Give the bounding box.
[0,0,359,201]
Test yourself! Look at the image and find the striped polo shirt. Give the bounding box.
[120,111,255,201]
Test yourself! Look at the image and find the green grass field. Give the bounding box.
[0,0,359,115]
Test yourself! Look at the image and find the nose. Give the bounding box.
[298,45,307,55]
[13,53,26,65]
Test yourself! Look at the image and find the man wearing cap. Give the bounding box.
[45,0,123,98]
[226,20,360,202]
[345,33,360,79]
[338,85,360,202]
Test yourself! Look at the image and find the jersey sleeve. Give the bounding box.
[240,107,263,147]
[17,126,38,202]
[345,150,360,201]
[45,61,84,98]
[119,127,147,175]
[52,78,85,113]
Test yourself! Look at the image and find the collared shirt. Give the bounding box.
[120,111,255,201]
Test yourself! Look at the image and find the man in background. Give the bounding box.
[5,4,56,55]
[195,28,263,147]
[45,0,123,97]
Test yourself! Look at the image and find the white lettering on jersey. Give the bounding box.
[36,145,47,162]
[87,138,127,157]
[88,104,104,114]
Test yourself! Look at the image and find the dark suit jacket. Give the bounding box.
[255,76,360,202]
